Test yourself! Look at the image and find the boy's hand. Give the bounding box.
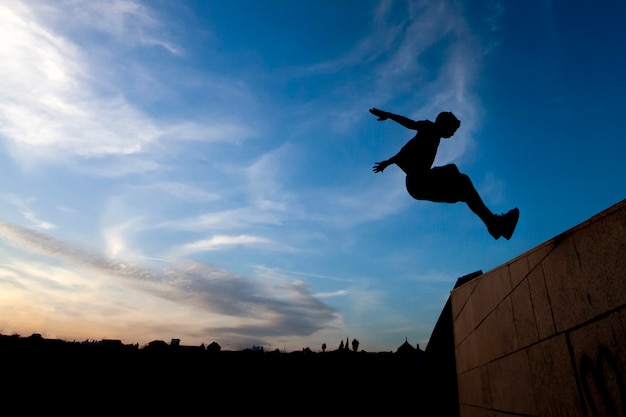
[369,108,388,121]
[372,161,388,173]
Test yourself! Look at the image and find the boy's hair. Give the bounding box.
[435,111,461,129]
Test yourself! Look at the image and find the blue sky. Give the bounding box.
[0,0,624,352]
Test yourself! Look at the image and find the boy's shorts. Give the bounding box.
[405,164,466,203]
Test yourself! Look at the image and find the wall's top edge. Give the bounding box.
[476,198,626,282]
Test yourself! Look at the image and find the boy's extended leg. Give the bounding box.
[454,170,519,239]
[456,173,519,240]
[406,164,519,240]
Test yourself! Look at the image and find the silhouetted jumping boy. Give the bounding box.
[370,108,519,240]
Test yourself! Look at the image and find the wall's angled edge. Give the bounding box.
[451,198,626,417]
[422,270,483,417]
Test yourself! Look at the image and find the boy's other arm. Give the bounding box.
[369,108,420,130]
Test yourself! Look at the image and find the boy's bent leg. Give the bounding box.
[406,165,519,240]
[430,165,496,225]
[407,165,500,231]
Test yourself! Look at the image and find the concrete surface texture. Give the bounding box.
[451,198,626,417]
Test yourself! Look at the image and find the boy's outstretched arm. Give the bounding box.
[372,155,396,173]
[369,108,419,130]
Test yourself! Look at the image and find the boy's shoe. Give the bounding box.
[488,208,520,240]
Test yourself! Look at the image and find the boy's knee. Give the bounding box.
[442,163,460,175]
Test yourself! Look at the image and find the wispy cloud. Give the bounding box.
[290,0,487,166]
[254,265,355,283]
[128,182,221,203]
[158,208,284,232]
[314,289,349,298]
[173,234,272,257]
[0,221,338,344]
[5,194,56,230]
[0,1,255,173]
[0,3,155,158]
[43,0,183,54]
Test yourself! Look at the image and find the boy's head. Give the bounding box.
[435,111,461,138]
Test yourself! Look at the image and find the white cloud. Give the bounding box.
[314,289,349,298]
[173,234,271,256]
[102,219,139,259]
[5,194,56,230]
[159,207,283,232]
[0,1,255,173]
[254,265,355,284]
[62,0,181,54]
[299,173,411,229]
[477,171,506,206]
[244,143,300,211]
[0,3,156,160]
[21,210,55,231]
[128,182,221,202]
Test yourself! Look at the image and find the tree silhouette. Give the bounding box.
[322,343,327,352]
[352,339,360,352]
[206,341,221,353]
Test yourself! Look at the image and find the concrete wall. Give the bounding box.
[451,198,626,417]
